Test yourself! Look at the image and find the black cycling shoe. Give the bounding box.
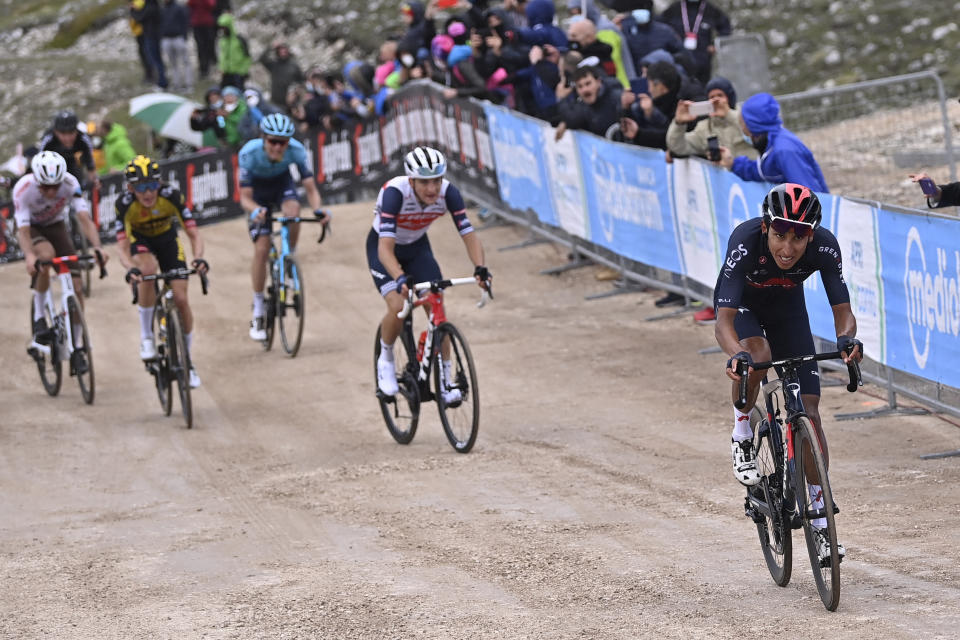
[33,318,54,345]
[70,350,89,376]
[654,292,684,307]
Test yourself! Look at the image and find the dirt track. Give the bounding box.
[2,201,960,639]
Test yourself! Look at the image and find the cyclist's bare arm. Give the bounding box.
[716,307,745,376]
[377,236,404,282]
[17,225,38,275]
[240,186,261,219]
[831,302,861,363]
[73,202,108,262]
[184,225,206,270]
[301,176,323,213]
[461,231,488,287]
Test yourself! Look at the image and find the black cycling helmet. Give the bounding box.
[762,183,822,234]
[53,109,79,132]
[125,155,161,183]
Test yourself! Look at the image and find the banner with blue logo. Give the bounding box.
[484,107,555,225]
[879,208,960,386]
[577,133,680,272]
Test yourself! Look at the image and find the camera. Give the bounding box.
[707,135,720,162]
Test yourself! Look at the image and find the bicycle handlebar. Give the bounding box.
[735,350,863,409]
[131,267,209,304]
[271,214,331,244]
[32,253,107,284]
[397,276,493,319]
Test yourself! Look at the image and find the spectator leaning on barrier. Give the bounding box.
[98,121,138,174]
[666,75,754,161]
[554,63,623,141]
[217,13,252,89]
[190,86,228,147]
[618,59,681,149]
[718,92,828,193]
[258,40,305,107]
[908,172,960,209]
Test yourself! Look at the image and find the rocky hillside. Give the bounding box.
[1,0,957,191]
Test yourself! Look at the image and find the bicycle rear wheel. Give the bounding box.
[279,256,305,357]
[374,323,420,444]
[167,308,193,429]
[28,300,62,396]
[749,407,792,586]
[793,415,841,611]
[152,305,173,416]
[67,296,95,404]
[433,322,479,453]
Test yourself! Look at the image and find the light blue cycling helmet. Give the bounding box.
[404,146,446,179]
[260,113,295,138]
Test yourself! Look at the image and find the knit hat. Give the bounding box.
[705,76,737,108]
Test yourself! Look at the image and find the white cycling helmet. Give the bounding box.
[31,151,67,185]
[404,146,447,179]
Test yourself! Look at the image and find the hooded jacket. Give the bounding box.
[217,14,252,76]
[397,2,437,56]
[517,0,568,49]
[101,124,137,174]
[731,93,828,192]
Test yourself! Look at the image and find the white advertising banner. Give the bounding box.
[672,158,720,289]
[543,126,588,239]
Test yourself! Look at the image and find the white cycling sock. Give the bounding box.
[33,291,46,322]
[732,407,753,442]
[379,339,394,362]
[138,305,154,341]
[186,331,193,357]
[252,291,265,318]
[442,359,453,383]
[809,484,827,529]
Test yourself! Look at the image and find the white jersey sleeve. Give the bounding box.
[12,173,81,228]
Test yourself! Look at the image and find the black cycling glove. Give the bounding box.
[836,335,863,356]
[125,267,142,284]
[727,350,753,373]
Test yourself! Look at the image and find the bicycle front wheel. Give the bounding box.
[794,415,841,611]
[67,296,95,404]
[152,305,172,416]
[750,408,792,587]
[167,308,193,429]
[374,323,420,444]
[433,322,479,453]
[28,300,61,396]
[262,264,277,351]
[279,256,306,357]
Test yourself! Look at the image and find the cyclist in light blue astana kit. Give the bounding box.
[239,113,329,341]
[369,146,491,399]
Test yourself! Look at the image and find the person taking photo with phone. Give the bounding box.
[908,171,960,208]
[665,76,755,162]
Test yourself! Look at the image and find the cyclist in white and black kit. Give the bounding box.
[369,146,491,399]
[715,183,862,561]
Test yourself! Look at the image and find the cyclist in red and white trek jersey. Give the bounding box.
[367,146,492,399]
[14,151,107,345]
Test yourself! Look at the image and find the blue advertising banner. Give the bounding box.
[484,106,555,225]
[879,208,960,387]
[576,132,680,272]
[705,164,769,245]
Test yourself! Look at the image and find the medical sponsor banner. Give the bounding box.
[543,127,587,237]
[671,158,720,289]
[577,132,680,273]
[484,104,554,223]
[879,208,960,386]
[706,166,769,245]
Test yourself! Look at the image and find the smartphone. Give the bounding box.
[688,100,713,117]
[919,177,938,196]
[707,135,720,162]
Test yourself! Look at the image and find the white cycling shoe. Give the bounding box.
[813,527,845,565]
[732,439,762,486]
[249,316,267,341]
[377,356,399,396]
[189,366,202,389]
[140,338,158,361]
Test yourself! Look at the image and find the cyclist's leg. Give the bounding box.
[403,235,446,354]
[729,307,772,486]
[28,231,56,337]
[277,175,301,250]
[130,241,160,357]
[157,234,192,335]
[367,229,404,343]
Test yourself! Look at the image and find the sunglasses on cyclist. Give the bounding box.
[133,181,160,193]
[768,217,814,238]
[265,137,290,146]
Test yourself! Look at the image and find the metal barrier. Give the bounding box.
[775,70,957,208]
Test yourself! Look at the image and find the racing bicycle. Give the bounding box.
[258,212,330,357]
[27,254,106,404]
[132,267,209,429]
[68,207,94,297]
[374,277,491,453]
[738,348,862,611]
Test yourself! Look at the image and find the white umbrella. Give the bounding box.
[129,92,203,148]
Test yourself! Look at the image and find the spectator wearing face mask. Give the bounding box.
[189,86,228,147]
[566,0,636,88]
[666,75,755,161]
[220,85,250,147]
[718,92,828,192]
[660,0,732,85]
[616,0,682,74]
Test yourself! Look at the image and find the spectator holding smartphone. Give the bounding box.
[908,172,960,208]
[665,76,755,161]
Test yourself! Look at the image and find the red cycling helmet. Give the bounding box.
[762,183,822,236]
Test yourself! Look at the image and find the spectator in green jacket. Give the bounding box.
[217,13,252,89]
[220,85,249,148]
[98,121,137,174]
